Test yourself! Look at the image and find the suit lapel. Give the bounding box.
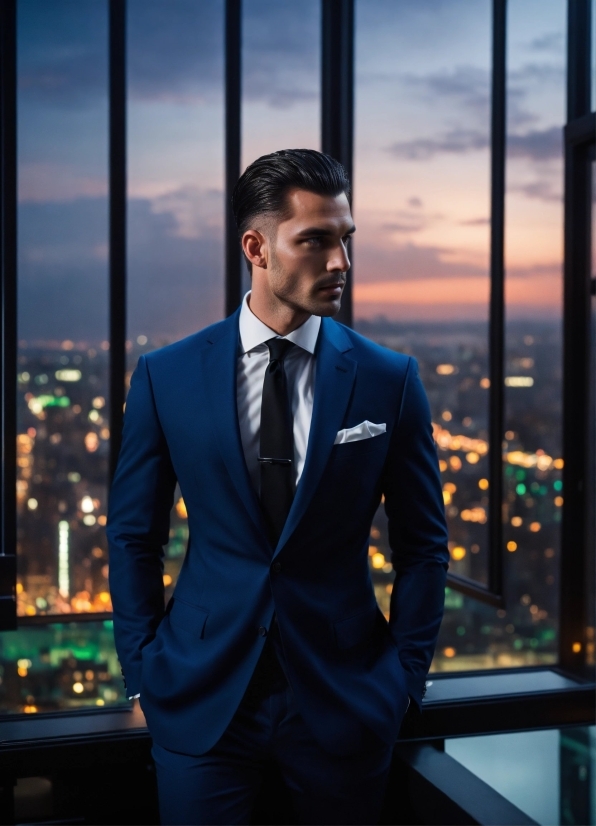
[274,318,356,556]
[200,311,269,540]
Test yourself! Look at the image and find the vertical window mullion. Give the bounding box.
[488,0,507,600]
[225,0,242,317]
[0,0,17,630]
[109,0,127,485]
[560,0,592,673]
[321,0,354,328]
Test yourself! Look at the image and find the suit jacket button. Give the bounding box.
[272,562,282,574]
[258,626,268,637]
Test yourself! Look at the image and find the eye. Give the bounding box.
[304,237,323,247]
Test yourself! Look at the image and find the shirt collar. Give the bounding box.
[238,291,321,356]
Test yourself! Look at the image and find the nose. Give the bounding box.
[327,239,351,273]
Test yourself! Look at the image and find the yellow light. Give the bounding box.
[96,698,105,706]
[17,667,28,677]
[439,460,448,472]
[92,547,104,558]
[371,553,385,569]
[92,396,105,409]
[17,659,32,669]
[385,584,393,594]
[436,364,455,375]
[175,497,188,519]
[451,546,466,561]
[441,411,452,421]
[449,456,462,471]
[507,541,517,552]
[27,498,38,510]
[442,491,452,505]
[505,430,515,440]
[480,377,490,388]
[368,545,378,556]
[443,482,457,494]
[16,582,23,594]
[73,682,84,694]
[554,496,563,507]
[85,670,94,681]
[529,522,541,532]
[23,705,38,713]
[572,642,582,653]
[163,574,173,586]
[85,432,99,452]
[554,458,564,469]
[98,591,111,604]
[478,478,489,490]
[466,451,480,464]
[511,516,523,527]
[97,515,107,526]
[443,647,456,658]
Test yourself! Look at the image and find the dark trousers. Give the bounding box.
[152,638,393,825]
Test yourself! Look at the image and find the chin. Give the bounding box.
[312,298,342,318]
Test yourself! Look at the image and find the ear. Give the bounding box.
[241,229,268,270]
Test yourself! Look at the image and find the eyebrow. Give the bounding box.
[296,225,356,237]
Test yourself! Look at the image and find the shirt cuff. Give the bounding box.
[128,694,140,700]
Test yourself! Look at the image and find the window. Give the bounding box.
[1,0,593,714]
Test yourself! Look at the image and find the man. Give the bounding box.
[107,149,449,825]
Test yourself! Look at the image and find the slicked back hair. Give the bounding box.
[231,149,351,272]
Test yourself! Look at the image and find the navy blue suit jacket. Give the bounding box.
[106,311,449,757]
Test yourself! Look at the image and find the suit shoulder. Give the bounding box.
[337,322,412,374]
[142,317,234,368]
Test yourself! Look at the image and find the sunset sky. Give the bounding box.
[16,0,566,343]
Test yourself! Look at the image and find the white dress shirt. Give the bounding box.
[237,291,321,493]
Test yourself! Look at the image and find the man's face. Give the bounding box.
[255,188,355,317]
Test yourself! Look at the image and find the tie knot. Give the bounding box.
[266,338,295,363]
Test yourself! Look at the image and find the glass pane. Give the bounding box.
[0,621,128,713]
[16,0,110,617]
[127,0,225,601]
[242,0,320,169]
[354,0,492,619]
[502,0,566,667]
[445,726,596,826]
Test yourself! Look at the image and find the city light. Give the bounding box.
[478,478,489,490]
[371,553,385,569]
[58,520,70,599]
[436,364,456,375]
[450,546,466,561]
[55,369,81,381]
[507,541,517,552]
[81,496,94,513]
[511,516,523,527]
[505,376,534,387]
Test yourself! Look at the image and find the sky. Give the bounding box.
[16,0,568,343]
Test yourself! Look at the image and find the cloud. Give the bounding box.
[401,65,490,121]
[460,217,489,226]
[510,181,562,203]
[17,191,224,342]
[18,0,319,111]
[507,126,562,161]
[387,128,489,160]
[387,125,561,162]
[529,32,564,53]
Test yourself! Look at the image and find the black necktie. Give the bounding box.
[259,338,296,546]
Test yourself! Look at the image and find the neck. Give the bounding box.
[247,287,311,337]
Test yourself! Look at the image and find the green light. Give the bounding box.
[513,638,523,650]
[515,470,526,481]
[554,480,563,491]
[530,482,539,493]
[456,626,466,636]
[516,483,527,495]
[539,486,547,495]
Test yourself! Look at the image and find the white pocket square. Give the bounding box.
[334,421,387,445]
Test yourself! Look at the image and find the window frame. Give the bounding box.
[0,0,593,698]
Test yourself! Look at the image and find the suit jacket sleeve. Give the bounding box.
[382,356,449,711]
[106,354,177,697]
